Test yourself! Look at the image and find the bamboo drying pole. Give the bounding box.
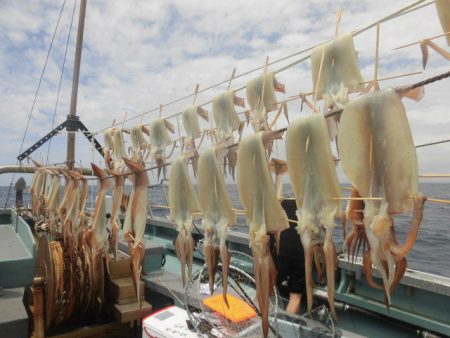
[393,31,450,50]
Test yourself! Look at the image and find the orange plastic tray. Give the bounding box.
[203,294,257,323]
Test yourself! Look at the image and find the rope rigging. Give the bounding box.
[46,0,78,165]
[4,0,69,208]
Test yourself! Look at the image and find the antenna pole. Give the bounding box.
[67,0,87,169]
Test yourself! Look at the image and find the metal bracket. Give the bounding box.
[65,114,80,131]
[17,116,104,162]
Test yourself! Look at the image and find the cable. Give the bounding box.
[46,0,78,164]
[92,0,432,135]
[18,0,68,160]
[324,70,450,119]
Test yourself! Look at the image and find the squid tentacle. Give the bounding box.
[390,193,427,260]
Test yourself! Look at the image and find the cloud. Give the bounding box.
[0,0,448,186]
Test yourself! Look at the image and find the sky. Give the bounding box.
[0,0,449,187]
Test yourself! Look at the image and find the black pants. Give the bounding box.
[272,199,306,296]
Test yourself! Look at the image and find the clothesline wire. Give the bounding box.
[92,0,432,135]
[324,70,450,119]
[30,69,450,181]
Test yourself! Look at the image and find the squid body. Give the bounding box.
[286,113,342,319]
[338,88,422,305]
[237,132,288,338]
[123,158,149,306]
[198,147,236,305]
[169,156,201,287]
[212,90,243,138]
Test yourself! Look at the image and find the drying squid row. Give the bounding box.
[28,156,150,311]
[93,29,431,337]
[160,39,430,335]
[26,14,446,335]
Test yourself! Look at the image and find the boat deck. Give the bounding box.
[0,287,28,338]
[0,209,36,288]
[141,216,450,337]
[0,225,32,260]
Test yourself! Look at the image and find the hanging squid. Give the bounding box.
[269,158,288,199]
[112,128,128,171]
[212,89,245,138]
[108,170,125,259]
[311,33,364,139]
[68,170,88,246]
[58,171,72,223]
[30,169,46,219]
[130,124,150,161]
[85,163,114,300]
[435,0,450,46]
[182,105,209,145]
[198,146,236,306]
[285,114,342,319]
[122,158,149,306]
[63,171,81,253]
[338,88,426,306]
[342,188,368,263]
[122,172,135,252]
[45,173,61,235]
[182,105,209,175]
[42,171,54,209]
[246,71,285,132]
[169,156,201,287]
[149,118,175,180]
[237,131,288,338]
[90,164,114,249]
[211,90,245,180]
[103,127,115,168]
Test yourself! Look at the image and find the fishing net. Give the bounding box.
[184,247,341,338]
[185,250,283,337]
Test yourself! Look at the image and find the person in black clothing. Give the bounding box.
[272,198,306,314]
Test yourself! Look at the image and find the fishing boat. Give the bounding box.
[1,0,450,337]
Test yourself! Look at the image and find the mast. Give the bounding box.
[66,0,87,169]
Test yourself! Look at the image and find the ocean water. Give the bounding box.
[1,182,449,278]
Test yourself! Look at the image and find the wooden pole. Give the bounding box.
[67,0,87,169]
[419,174,450,178]
[259,56,270,113]
[374,24,380,90]
[312,48,325,113]
[227,68,236,90]
[393,31,450,50]
[335,9,342,38]
[32,277,45,338]
[193,84,200,104]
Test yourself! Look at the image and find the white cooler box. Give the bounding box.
[142,306,202,338]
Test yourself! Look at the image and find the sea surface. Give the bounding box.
[1,182,449,278]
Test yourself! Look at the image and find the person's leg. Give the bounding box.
[285,256,305,315]
[286,292,302,314]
